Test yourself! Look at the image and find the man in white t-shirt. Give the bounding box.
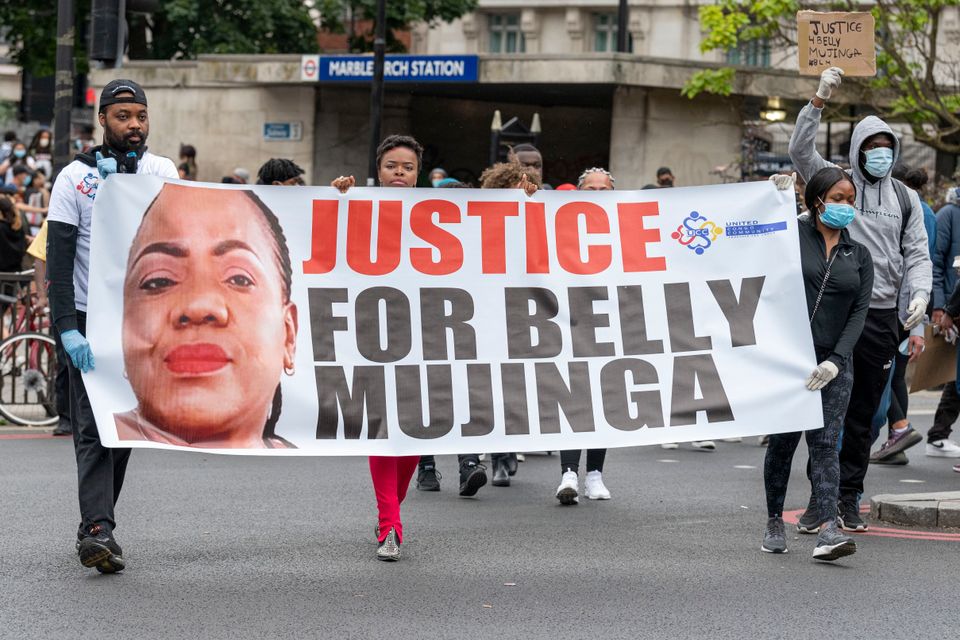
[47,79,177,574]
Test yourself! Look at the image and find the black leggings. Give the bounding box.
[764,363,853,522]
[560,449,606,474]
[886,331,909,427]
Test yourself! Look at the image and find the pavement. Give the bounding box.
[1,394,959,640]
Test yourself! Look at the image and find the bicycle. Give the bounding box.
[0,271,58,426]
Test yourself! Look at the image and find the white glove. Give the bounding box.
[904,296,926,330]
[816,67,844,100]
[806,360,839,391]
[769,172,796,191]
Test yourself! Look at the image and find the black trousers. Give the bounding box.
[66,312,131,530]
[53,329,71,428]
[838,308,899,502]
[929,383,960,443]
[560,449,606,473]
[885,327,910,427]
[767,363,852,521]
[419,454,482,468]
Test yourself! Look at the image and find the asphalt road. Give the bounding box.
[2,397,958,640]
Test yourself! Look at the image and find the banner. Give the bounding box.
[84,177,822,455]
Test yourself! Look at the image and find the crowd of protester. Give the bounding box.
[4,70,960,574]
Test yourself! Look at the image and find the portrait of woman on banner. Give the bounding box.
[114,183,298,449]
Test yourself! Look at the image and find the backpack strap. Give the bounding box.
[892,177,912,252]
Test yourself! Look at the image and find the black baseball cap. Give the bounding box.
[99,79,148,112]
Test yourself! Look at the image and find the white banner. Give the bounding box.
[84,176,822,455]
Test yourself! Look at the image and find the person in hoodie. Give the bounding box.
[927,186,960,458]
[47,79,178,574]
[788,66,932,533]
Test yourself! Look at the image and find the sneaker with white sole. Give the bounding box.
[722,437,742,443]
[556,470,579,505]
[661,443,679,450]
[926,439,960,458]
[813,521,856,561]
[692,440,716,451]
[584,471,611,500]
[761,517,787,554]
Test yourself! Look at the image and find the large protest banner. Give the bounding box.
[84,176,822,455]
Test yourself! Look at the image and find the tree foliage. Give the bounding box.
[0,0,91,77]
[315,0,478,52]
[685,0,960,153]
[132,0,319,59]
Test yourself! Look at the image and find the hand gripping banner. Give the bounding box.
[84,176,822,455]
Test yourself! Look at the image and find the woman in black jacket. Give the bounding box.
[763,167,873,561]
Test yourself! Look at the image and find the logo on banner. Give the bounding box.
[725,219,788,238]
[671,211,723,255]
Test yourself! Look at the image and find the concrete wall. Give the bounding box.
[89,62,316,184]
[609,87,742,188]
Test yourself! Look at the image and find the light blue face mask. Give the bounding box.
[13,149,25,159]
[864,147,894,178]
[819,201,856,229]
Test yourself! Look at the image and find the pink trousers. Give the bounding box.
[369,455,419,543]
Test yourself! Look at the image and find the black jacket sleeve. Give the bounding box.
[827,247,875,368]
[945,278,960,318]
[46,220,79,334]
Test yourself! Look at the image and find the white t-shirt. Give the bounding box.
[47,150,178,311]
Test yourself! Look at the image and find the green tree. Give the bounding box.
[130,0,319,59]
[0,1,91,77]
[316,0,478,52]
[684,0,960,154]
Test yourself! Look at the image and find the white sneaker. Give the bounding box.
[692,440,716,451]
[722,437,742,443]
[584,471,611,500]
[926,439,960,458]
[556,470,579,505]
[516,453,526,462]
[661,443,679,450]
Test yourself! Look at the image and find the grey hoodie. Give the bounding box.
[789,102,932,310]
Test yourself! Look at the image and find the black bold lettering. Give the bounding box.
[617,285,664,355]
[355,287,412,363]
[664,282,712,353]
[707,276,764,347]
[395,365,454,439]
[420,288,477,360]
[534,362,594,434]
[308,288,348,361]
[501,363,529,435]
[670,354,734,426]
[461,363,494,437]
[505,287,563,358]
[600,358,664,431]
[569,286,615,357]
[314,365,387,439]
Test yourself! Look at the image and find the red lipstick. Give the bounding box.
[164,343,230,375]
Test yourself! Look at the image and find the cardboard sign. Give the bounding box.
[797,11,876,76]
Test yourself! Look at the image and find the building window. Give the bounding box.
[489,13,525,53]
[727,38,771,67]
[593,13,632,52]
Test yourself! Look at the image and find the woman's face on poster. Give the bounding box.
[122,184,297,442]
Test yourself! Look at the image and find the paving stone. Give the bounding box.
[938,501,960,528]
[876,500,939,527]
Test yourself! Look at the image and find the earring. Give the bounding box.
[284,365,295,376]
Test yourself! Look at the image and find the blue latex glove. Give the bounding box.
[60,329,95,372]
[95,151,117,180]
